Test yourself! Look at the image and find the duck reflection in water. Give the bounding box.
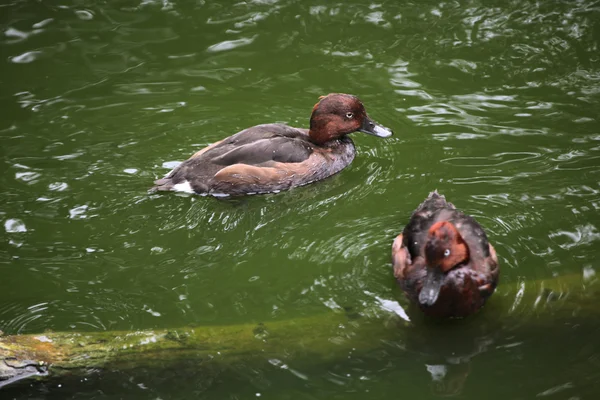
[423,334,494,397]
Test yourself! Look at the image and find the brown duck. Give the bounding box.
[392,191,499,318]
[152,93,392,196]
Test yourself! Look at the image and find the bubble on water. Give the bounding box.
[16,171,41,183]
[9,239,23,247]
[69,205,88,219]
[123,168,138,174]
[143,306,161,317]
[5,219,27,233]
[426,364,447,381]
[32,18,54,29]
[11,51,43,64]
[54,152,83,160]
[583,265,596,281]
[5,27,29,40]
[49,182,68,191]
[75,10,94,20]
[207,36,256,53]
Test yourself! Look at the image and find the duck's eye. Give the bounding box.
[444,249,451,257]
[345,112,354,119]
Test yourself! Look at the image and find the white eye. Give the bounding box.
[444,249,451,257]
[345,112,354,119]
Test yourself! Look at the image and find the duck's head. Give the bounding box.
[308,93,393,144]
[419,221,470,307]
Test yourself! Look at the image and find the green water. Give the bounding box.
[1,0,600,398]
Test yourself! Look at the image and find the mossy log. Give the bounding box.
[1,272,598,389]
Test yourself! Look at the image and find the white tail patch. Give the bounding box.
[172,181,195,193]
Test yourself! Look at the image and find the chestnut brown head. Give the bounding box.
[419,221,470,307]
[308,93,392,144]
[424,221,469,272]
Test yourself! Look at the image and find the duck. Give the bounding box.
[152,93,392,196]
[392,191,499,318]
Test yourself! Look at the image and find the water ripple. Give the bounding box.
[207,36,257,53]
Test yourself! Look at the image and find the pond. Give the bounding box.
[1,0,600,398]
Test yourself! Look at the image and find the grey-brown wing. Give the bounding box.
[153,124,313,189]
[210,136,314,166]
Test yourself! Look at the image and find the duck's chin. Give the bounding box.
[418,268,444,306]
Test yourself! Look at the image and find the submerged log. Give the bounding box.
[1,272,598,389]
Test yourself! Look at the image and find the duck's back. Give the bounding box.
[193,124,314,165]
[402,191,491,265]
[153,123,355,195]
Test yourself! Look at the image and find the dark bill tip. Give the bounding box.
[418,268,445,306]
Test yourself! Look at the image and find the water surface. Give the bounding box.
[1,0,600,398]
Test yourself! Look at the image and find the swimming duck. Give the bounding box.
[152,93,392,196]
[392,191,499,318]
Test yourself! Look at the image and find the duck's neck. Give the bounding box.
[309,119,342,145]
[308,130,331,145]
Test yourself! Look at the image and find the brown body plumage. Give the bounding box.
[392,191,500,318]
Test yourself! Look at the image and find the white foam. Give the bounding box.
[172,181,195,193]
[5,218,27,233]
[69,205,88,219]
[426,364,447,381]
[374,296,411,322]
[49,182,68,191]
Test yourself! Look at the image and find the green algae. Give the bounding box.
[2,272,599,389]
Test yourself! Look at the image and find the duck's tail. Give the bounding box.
[419,190,456,211]
[149,178,174,193]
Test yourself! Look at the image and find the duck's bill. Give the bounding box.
[418,268,444,306]
[359,117,393,138]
